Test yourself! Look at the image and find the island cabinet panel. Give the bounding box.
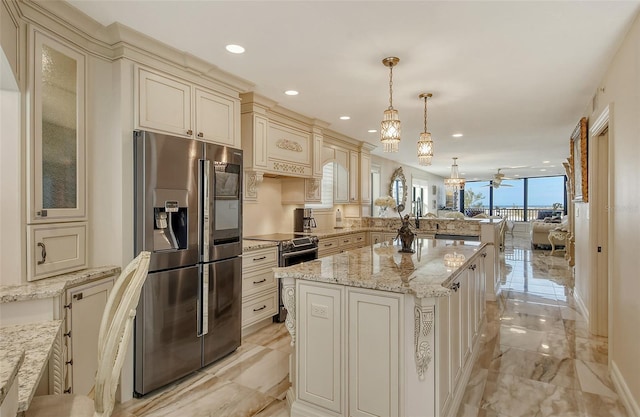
[436,295,452,414]
[348,289,400,417]
[297,281,343,414]
[460,271,471,359]
[449,277,462,386]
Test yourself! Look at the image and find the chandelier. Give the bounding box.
[444,157,466,190]
[417,93,434,165]
[380,57,401,153]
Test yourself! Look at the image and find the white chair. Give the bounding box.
[25,251,151,417]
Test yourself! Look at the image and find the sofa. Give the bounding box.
[531,214,568,249]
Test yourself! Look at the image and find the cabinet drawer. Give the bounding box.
[338,235,354,247]
[27,222,87,281]
[351,233,367,247]
[318,237,339,252]
[242,269,276,298]
[242,291,278,328]
[242,247,278,271]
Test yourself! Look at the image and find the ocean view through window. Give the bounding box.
[463,175,566,221]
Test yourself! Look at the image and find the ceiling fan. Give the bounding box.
[484,169,515,188]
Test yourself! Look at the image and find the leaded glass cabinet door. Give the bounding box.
[31,30,86,221]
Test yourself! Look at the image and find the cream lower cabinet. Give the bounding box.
[295,282,401,417]
[241,246,278,328]
[287,248,488,417]
[318,237,340,258]
[369,232,397,245]
[64,276,114,394]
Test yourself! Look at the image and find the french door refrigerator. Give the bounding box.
[133,130,242,396]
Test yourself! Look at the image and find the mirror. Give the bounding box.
[388,167,407,211]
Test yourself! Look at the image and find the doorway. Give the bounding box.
[589,106,610,340]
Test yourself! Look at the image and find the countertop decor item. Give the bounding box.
[374,196,396,217]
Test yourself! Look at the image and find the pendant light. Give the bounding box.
[417,93,434,165]
[444,157,466,190]
[380,57,401,153]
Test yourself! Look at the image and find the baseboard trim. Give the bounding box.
[573,287,589,323]
[611,360,640,417]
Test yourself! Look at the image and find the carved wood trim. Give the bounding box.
[414,303,434,380]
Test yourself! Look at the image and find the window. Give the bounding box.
[463,175,566,221]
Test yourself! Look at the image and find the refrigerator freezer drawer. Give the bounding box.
[134,265,201,396]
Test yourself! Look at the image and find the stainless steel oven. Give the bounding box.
[243,234,318,322]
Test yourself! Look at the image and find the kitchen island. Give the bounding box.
[274,238,488,417]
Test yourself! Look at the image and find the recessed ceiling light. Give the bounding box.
[284,90,299,96]
[515,174,521,177]
[540,168,547,172]
[340,116,350,120]
[368,129,377,133]
[225,44,245,54]
[452,133,463,138]
[542,160,550,164]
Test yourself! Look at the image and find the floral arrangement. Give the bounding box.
[374,196,397,209]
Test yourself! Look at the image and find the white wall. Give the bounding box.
[575,11,640,414]
[372,154,446,212]
[0,53,23,285]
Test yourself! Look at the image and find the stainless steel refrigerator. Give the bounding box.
[133,130,242,396]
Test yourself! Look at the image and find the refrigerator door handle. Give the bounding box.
[198,264,210,336]
[201,159,211,263]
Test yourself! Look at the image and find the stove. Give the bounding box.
[244,233,319,322]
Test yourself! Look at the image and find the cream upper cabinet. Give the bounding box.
[136,66,240,148]
[30,30,86,222]
[194,87,239,147]
[360,153,371,203]
[137,67,192,137]
[333,148,349,203]
[349,151,358,202]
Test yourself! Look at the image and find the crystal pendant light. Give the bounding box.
[380,57,401,153]
[444,157,466,190]
[417,93,434,165]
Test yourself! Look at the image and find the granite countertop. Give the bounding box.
[274,238,485,298]
[242,240,279,251]
[0,349,23,406]
[0,266,120,303]
[0,320,63,412]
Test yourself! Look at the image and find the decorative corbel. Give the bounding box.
[244,170,264,201]
[281,277,297,346]
[414,301,435,380]
[306,178,321,200]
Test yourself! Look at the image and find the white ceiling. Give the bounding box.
[67,0,640,181]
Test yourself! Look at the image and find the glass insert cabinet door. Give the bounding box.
[31,30,86,221]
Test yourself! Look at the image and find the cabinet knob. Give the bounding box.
[37,242,47,265]
[186,129,193,135]
[197,132,204,138]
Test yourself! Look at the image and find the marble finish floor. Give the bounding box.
[456,236,628,417]
[113,235,628,417]
[112,324,292,417]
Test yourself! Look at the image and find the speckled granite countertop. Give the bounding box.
[242,240,279,251]
[0,320,63,412]
[0,349,23,406]
[274,238,486,298]
[0,266,120,303]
